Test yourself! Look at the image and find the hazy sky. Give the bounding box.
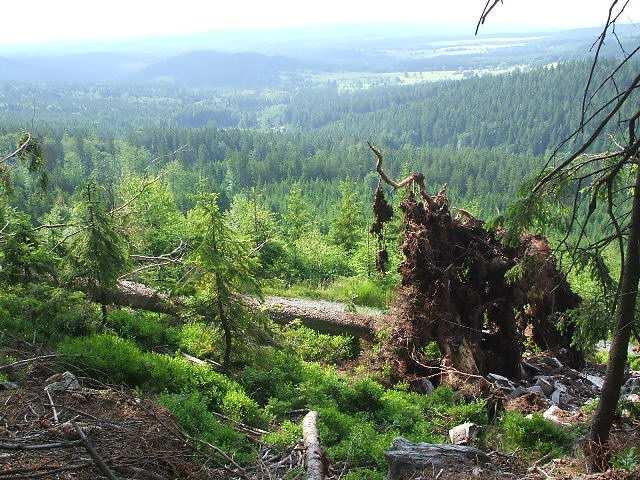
[1,0,639,46]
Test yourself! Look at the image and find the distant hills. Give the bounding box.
[0,53,149,83]
[138,51,304,86]
[0,50,305,87]
[0,24,638,87]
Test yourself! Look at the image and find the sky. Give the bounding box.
[1,0,639,47]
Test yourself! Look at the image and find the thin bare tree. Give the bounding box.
[477,0,639,470]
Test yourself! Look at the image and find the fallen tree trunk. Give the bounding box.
[385,437,490,480]
[302,411,325,480]
[247,296,377,340]
[80,280,377,340]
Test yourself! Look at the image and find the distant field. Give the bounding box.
[304,64,530,91]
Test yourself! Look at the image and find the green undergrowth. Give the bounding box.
[240,347,488,468]
[278,321,359,363]
[611,447,640,472]
[0,283,100,343]
[0,283,586,474]
[495,412,578,460]
[591,349,639,372]
[55,326,493,473]
[58,333,268,425]
[159,392,257,464]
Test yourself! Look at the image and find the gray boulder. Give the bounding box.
[487,373,516,392]
[535,377,555,396]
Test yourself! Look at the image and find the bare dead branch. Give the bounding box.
[0,132,31,165]
[71,421,120,480]
[475,0,503,35]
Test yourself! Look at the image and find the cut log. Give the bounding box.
[302,410,325,480]
[385,437,490,480]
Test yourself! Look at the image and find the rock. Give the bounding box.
[0,381,19,390]
[551,381,569,406]
[526,385,546,396]
[385,437,490,480]
[535,377,555,396]
[621,394,640,419]
[625,393,640,404]
[508,386,527,399]
[45,371,80,392]
[448,422,479,445]
[487,373,516,392]
[554,381,567,393]
[543,405,580,425]
[622,376,640,395]
[550,357,563,369]
[522,361,544,377]
[410,377,434,395]
[579,373,604,390]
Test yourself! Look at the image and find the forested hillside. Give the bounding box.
[3,61,631,230]
[2,40,640,479]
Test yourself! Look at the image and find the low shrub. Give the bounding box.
[324,276,393,309]
[159,392,256,464]
[221,389,269,428]
[265,275,394,309]
[263,420,303,449]
[327,421,397,467]
[106,309,179,350]
[0,283,99,343]
[423,341,442,361]
[629,353,640,371]
[611,447,640,472]
[342,377,385,413]
[499,412,575,458]
[178,321,222,359]
[280,322,357,363]
[375,390,425,431]
[58,334,268,425]
[342,469,385,480]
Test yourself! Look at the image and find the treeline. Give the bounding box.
[3,60,637,156]
[1,126,540,220]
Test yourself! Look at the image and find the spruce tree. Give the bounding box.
[330,179,363,252]
[187,193,261,367]
[70,179,128,319]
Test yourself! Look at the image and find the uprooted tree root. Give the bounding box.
[368,144,583,386]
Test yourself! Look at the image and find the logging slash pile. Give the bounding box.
[369,144,583,385]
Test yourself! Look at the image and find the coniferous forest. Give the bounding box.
[1,11,640,480]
